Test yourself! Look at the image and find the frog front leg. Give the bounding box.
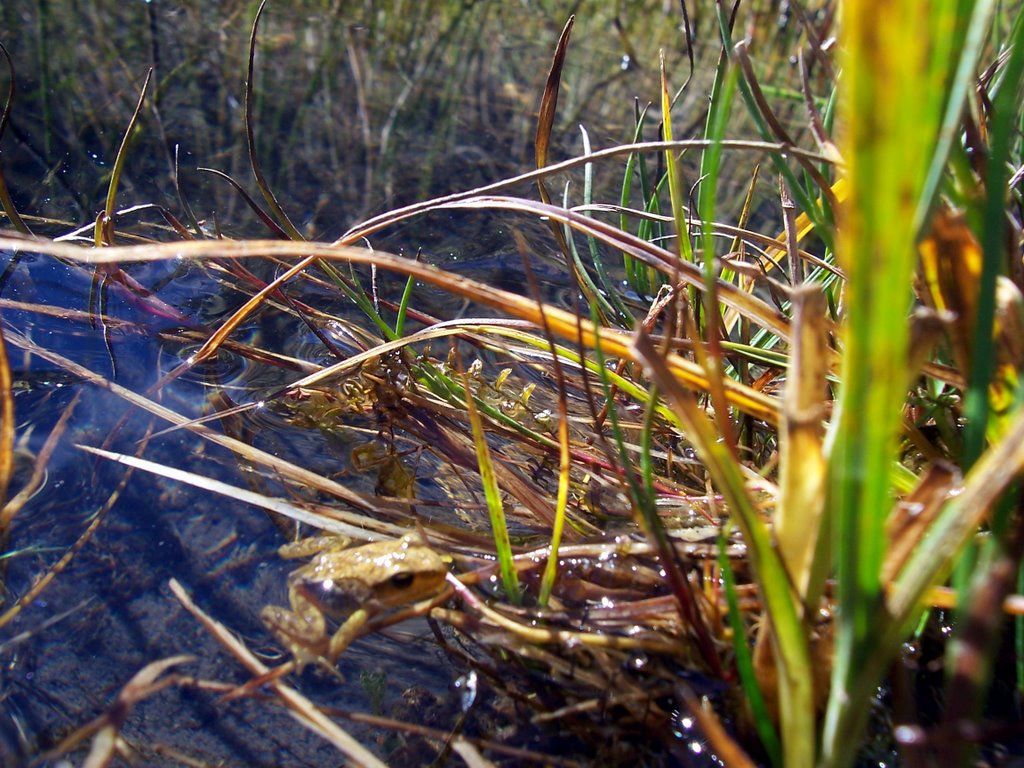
[261,583,375,671]
[326,606,371,663]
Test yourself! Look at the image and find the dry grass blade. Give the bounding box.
[917,205,983,372]
[188,251,319,368]
[515,229,572,605]
[441,196,794,343]
[451,740,498,768]
[0,468,124,630]
[337,138,836,246]
[37,655,195,768]
[779,177,802,285]
[264,319,523,395]
[731,40,838,215]
[533,15,595,311]
[890,404,1024,619]
[77,445,408,540]
[631,329,815,765]
[196,167,289,239]
[798,51,842,164]
[0,236,782,423]
[676,685,757,768]
[0,389,80,536]
[0,319,12,508]
[939,508,1024,760]
[0,325,406,527]
[534,15,574,182]
[882,463,958,583]
[438,573,681,655]
[752,287,831,730]
[168,579,388,768]
[775,286,828,604]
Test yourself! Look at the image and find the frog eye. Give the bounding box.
[389,571,415,590]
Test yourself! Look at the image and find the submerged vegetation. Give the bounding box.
[1,0,1024,765]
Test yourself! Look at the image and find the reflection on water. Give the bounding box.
[2,0,698,237]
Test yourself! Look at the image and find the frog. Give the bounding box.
[260,534,450,672]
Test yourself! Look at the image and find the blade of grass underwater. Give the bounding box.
[459,363,520,604]
[631,330,813,767]
[821,0,950,763]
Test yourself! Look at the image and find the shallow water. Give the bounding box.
[0,1,727,765]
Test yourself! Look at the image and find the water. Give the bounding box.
[0,1,716,764]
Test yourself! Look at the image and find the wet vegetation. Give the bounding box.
[1,0,1024,766]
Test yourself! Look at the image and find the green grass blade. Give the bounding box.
[660,50,693,264]
[915,0,996,234]
[715,6,830,252]
[103,68,152,238]
[821,1,961,762]
[394,258,419,338]
[719,534,782,768]
[460,364,520,604]
[579,126,633,325]
[962,11,1024,468]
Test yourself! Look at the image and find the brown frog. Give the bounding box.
[261,534,449,671]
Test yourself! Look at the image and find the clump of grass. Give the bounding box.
[2,1,1024,766]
